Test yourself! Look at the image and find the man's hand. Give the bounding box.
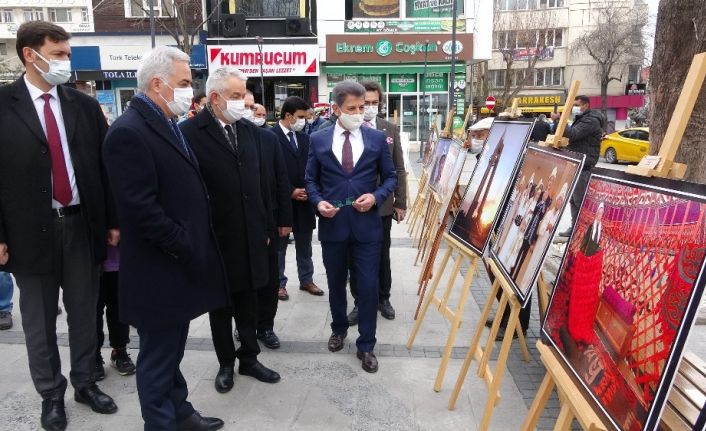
[0,243,7,265]
[317,201,339,218]
[278,226,292,237]
[393,208,406,223]
[352,193,376,213]
[291,188,308,201]
[550,112,561,121]
[107,229,120,246]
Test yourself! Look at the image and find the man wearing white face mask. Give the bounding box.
[252,103,269,128]
[0,21,120,431]
[179,66,286,393]
[305,81,397,373]
[103,46,228,431]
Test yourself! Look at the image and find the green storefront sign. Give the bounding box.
[389,74,418,92]
[326,74,386,91]
[344,19,465,33]
[406,0,464,18]
[422,72,448,92]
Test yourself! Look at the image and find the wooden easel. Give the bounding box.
[522,51,706,431]
[447,259,530,431]
[407,233,480,392]
[406,168,429,236]
[414,191,443,265]
[539,80,581,149]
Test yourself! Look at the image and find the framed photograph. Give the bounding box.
[430,140,468,222]
[490,146,585,306]
[542,168,706,431]
[422,127,438,168]
[449,118,535,256]
[427,137,453,192]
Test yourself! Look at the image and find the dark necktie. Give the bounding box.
[342,130,353,174]
[287,131,298,153]
[224,124,237,152]
[41,94,72,206]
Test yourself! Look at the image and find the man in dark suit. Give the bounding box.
[103,46,227,431]
[305,81,397,373]
[272,96,323,303]
[252,103,269,128]
[0,21,118,431]
[179,66,283,393]
[345,81,407,324]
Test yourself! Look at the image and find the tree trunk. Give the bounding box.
[650,0,706,183]
[600,78,608,121]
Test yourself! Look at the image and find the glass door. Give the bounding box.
[401,94,419,141]
[421,94,449,133]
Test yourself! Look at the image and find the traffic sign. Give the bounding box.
[485,96,496,111]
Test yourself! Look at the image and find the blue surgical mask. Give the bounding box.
[32,49,72,86]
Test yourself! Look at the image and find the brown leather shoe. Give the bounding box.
[327,332,346,352]
[278,287,289,301]
[299,282,324,296]
[357,351,378,373]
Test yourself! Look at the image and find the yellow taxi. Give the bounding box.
[600,127,650,164]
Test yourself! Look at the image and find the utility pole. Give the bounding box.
[148,0,156,48]
[447,0,458,122]
[418,40,430,163]
[256,36,266,106]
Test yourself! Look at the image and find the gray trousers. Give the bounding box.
[14,211,100,400]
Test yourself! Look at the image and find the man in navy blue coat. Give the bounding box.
[102,46,228,431]
[305,81,396,373]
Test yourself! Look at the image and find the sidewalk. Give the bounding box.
[1,161,705,430]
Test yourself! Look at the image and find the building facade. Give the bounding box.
[486,0,647,130]
[316,0,493,142]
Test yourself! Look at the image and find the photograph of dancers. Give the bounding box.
[542,169,706,431]
[428,137,452,192]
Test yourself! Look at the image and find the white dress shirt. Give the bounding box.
[279,122,298,148]
[24,75,80,208]
[332,122,364,167]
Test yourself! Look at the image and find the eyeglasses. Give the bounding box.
[331,197,355,208]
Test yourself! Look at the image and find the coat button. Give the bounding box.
[41,226,47,232]
[243,194,249,200]
[41,148,48,154]
[40,187,48,193]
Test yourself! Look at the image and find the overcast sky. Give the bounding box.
[644,0,659,63]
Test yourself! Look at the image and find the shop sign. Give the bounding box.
[208,45,319,77]
[625,83,646,96]
[100,46,147,70]
[422,72,447,92]
[74,70,138,80]
[509,46,554,61]
[326,74,386,91]
[516,94,565,106]
[389,74,417,92]
[454,72,466,115]
[326,33,473,63]
[406,0,464,18]
[344,19,465,33]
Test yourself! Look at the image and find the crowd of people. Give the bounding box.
[0,21,407,431]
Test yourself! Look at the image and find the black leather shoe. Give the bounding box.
[328,332,347,352]
[558,228,572,237]
[379,300,395,320]
[239,362,281,383]
[347,306,359,326]
[495,329,523,342]
[176,411,224,431]
[74,384,117,414]
[356,351,379,373]
[484,317,494,328]
[41,397,67,431]
[257,329,281,349]
[214,365,234,393]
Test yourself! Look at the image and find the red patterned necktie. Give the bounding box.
[41,94,72,206]
[342,130,354,174]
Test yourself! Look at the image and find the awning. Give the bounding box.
[323,63,466,74]
[480,105,565,114]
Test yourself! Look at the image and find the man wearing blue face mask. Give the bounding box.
[180,66,286,394]
[0,21,119,431]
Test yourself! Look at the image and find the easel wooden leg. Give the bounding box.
[521,372,555,431]
[478,293,508,377]
[553,403,574,431]
[516,324,530,362]
[406,245,453,349]
[433,256,477,392]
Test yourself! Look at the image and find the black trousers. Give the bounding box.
[257,232,280,333]
[96,271,130,354]
[350,215,393,305]
[14,211,100,399]
[489,268,532,333]
[136,322,195,430]
[209,288,260,368]
[570,169,592,225]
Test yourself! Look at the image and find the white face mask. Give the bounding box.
[306,118,315,125]
[571,106,582,116]
[253,117,266,127]
[363,105,379,121]
[290,117,306,132]
[32,49,72,86]
[220,97,246,123]
[470,138,485,154]
[338,112,365,131]
[160,80,193,117]
[242,108,254,121]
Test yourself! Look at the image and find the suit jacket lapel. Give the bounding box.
[355,127,375,173]
[132,97,196,167]
[10,78,47,146]
[199,109,238,160]
[322,126,344,172]
[57,86,78,144]
[274,124,298,157]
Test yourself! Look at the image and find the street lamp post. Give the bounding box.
[447,0,458,121]
[418,40,431,163]
[255,36,266,106]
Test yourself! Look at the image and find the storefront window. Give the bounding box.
[238,0,299,17]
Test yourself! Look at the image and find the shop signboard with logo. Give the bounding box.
[406,0,463,18]
[422,72,448,92]
[344,19,465,33]
[516,94,565,106]
[100,46,147,71]
[625,83,647,96]
[327,74,386,90]
[207,45,319,77]
[510,46,554,61]
[326,33,473,63]
[389,74,417,92]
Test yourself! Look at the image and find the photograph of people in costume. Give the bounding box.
[428,137,452,192]
[491,146,583,304]
[542,172,706,431]
[450,120,534,255]
[422,127,439,168]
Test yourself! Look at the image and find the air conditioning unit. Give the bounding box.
[221,14,247,38]
[285,17,311,37]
